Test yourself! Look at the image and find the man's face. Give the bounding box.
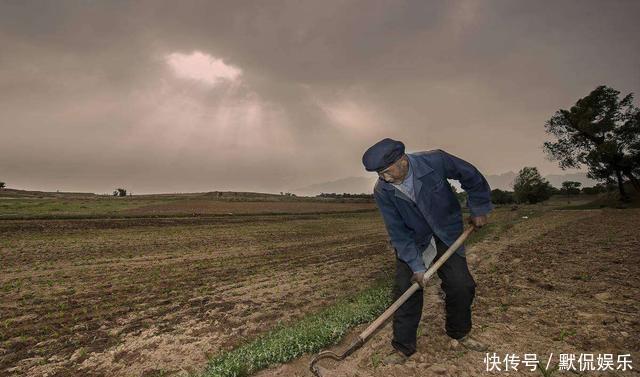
[378,155,409,184]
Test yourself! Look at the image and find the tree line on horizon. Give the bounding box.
[316,171,611,206]
[489,168,613,205]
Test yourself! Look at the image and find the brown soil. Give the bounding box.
[257,209,640,377]
[120,200,375,217]
[0,211,392,377]
[0,211,375,233]
[3,208,638,377]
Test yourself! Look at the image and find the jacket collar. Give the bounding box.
[380,153,434,192]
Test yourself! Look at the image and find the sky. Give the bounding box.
[1,1,639,194]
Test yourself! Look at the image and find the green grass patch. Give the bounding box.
[200,280,393,377]
[0,197,376,220]
[0,197,157,218]
[0,192,375,220]
[556,187,639,210]
[557,328,577,342]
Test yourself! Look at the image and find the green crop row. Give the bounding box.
[200,280,393,377]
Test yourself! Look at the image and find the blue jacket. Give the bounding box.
[373,149,493,273]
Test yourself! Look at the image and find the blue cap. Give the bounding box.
[362,138,405,172]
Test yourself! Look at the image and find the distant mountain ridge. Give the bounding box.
[293,172,598,196]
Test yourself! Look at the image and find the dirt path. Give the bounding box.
[256,209,640,377]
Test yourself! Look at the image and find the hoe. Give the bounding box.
[309,225,476,377]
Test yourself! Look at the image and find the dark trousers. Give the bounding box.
[391,236,477,356]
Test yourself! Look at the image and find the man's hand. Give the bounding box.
[468,215,488,228]
[411,271,426,288]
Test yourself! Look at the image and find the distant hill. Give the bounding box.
[0,188,300,200]
[293,176,377,197]
[0,188,97,199]
[294,171,600,196]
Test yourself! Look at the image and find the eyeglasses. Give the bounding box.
[377,163,396,180]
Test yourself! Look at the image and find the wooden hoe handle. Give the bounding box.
[360,225,476,340]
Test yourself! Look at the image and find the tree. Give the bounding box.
[561,181,582,203]
[113,188,127,197]
[543,85,640,201]
[491,189,514,205]
[0,181,5,189]
[513,167,553,204]
[581,184,609,195]
[561,181,581,195]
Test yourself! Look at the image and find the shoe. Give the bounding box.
[458,334,488,352]
[382,349,409,365]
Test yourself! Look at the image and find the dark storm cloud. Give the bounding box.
[1,1,639,193]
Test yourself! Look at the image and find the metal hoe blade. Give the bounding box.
[309,338,364,377]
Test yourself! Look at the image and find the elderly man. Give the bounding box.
[362,138,492,364]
